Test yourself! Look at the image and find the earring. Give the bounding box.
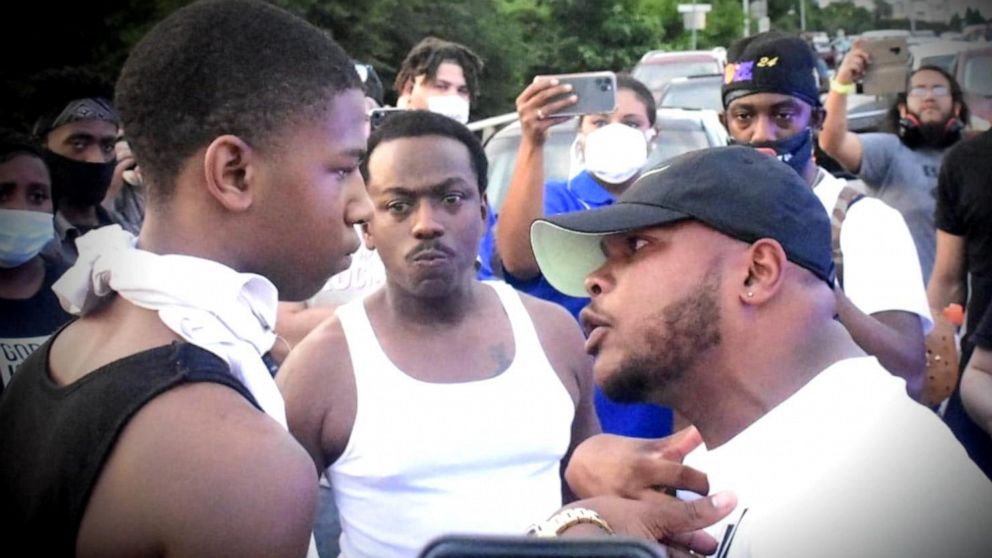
[746,291,754,298]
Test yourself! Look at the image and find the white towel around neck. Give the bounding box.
[52,225,287,428]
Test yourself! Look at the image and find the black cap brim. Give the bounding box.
[531,202,690,297]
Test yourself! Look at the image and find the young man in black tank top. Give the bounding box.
[0,3,735,556]
[0,1,371,556]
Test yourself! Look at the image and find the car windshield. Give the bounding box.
[660,79,723,111]
[484,128,575,212]
[633,61,721,93]
[918,54,956,72]
[962,54,992,95]
[646,128,713,168]
[484,113,724,213]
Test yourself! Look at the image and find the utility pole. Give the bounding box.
[800,0,806,31]
[743,0,750,37]
[692,0,698,49]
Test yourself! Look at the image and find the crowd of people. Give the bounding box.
[1,1,990,557]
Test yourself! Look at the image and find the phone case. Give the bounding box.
[535,71,618,117]
[861,38,909,96]
[369,107,405,129]
[419,534,666,558]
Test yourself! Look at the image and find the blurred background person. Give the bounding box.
[393,36,483,124]
[929,127,992,479]
[0,130,72,394]
[820,47,970,282]
[101,132,145,235]
[30,70,123,266]
[487,73,673,439]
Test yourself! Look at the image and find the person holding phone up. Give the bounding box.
[484,74,673,441]
[819,40,971,283]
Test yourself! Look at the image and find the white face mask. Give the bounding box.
[0,208,55,268]
[581,123,652,184]
[426,95,471,124]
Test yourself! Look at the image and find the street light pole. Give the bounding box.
[692,0,698,49]
[800,0,806,31]
[743,0,750,37]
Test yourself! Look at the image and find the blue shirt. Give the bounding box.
[479,171,673,438]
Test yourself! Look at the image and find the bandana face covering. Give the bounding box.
[42,150,115,208]
[737,129,814,177]
[0,209,55,268]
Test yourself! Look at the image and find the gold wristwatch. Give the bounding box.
[526,507,615,538]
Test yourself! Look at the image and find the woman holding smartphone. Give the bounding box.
[485,73,669,439]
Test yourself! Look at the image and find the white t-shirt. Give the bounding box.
[680,357,992,558]
[813,169,933,333]
[308,230,386,308]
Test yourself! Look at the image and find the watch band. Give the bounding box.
[526,507,615,538]
[830,79,856,95]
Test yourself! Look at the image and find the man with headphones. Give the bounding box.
[819,44,970,283]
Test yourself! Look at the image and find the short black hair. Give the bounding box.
[362,111,488,195]
[579,74,657,128]
[883,64,970,132]
[393,37,484,103]
[0,128,44,165]
[115,0,362,202]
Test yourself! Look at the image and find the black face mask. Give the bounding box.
[42,149,115,209]
[898,112,963,149]
[732,129,814,178]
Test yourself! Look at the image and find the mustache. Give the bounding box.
[407,240,455,260]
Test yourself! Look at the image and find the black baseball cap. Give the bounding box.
[530,146,835,297]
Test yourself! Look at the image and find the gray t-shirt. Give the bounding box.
[857,133,945,282]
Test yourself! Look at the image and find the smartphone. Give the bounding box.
[533,71,618,117]
[419,534,666,558]
[369,107,405,130]
[860,37,909,96]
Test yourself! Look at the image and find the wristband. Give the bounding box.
[527,507,614,537]
[830,79,856,95]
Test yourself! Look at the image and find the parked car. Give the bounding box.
[955,46,992,124]
[657,74,724,112]
[481,108,728,213]
[632,49,726,102]
[844,93,894,133]
[909,40,979,71]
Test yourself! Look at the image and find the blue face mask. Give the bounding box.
[0,209,55,268]
[734,129,814,178]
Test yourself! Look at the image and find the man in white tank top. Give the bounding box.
[278,110,605,558]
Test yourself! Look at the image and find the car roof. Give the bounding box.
[638,49,726,64]
[484,107,720,142]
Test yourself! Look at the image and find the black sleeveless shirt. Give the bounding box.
[0,340,261,556]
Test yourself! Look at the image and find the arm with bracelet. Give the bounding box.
[818,41,869,173]
[525,492,737,556]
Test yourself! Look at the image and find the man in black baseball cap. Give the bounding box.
[720,31,931,402]
[534,145,992,558]
[532,145,834,298]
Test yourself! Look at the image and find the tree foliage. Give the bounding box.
[2,0,895,128]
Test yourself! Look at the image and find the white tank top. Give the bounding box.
[329,281,575,558]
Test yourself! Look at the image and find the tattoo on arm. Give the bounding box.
[488,343,513,378]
